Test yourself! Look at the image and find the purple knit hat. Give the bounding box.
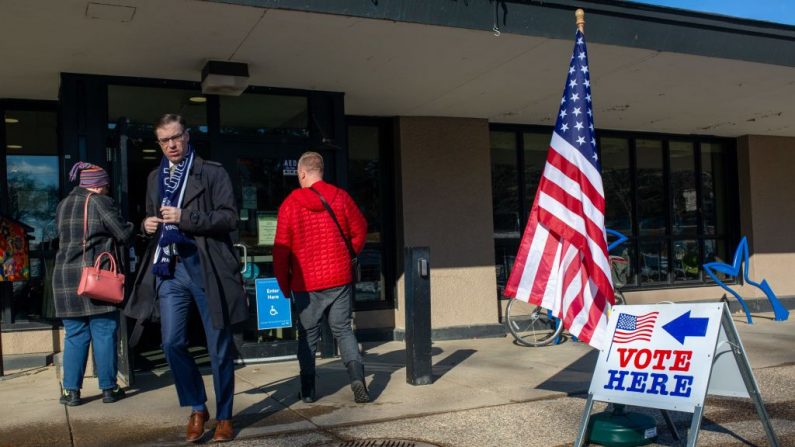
[69,162,109,188]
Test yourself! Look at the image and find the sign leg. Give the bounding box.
[721,306,780,447]
[686,405,704,447]
[661,409,681,443]
[573,393,595,447]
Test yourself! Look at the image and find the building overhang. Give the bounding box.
[1,0,793,136]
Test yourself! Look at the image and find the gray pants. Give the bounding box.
[294,284,362,375]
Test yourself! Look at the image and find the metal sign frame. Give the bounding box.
[574,303,779,447]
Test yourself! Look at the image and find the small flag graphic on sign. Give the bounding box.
[612,312,659,344]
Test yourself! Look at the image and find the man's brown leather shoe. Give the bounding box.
[186,410,210,442]
[212,419,234,443]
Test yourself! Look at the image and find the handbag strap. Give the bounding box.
[82,192,118,268]
[81,192,95,266]
[308,186,356,259]
[93,252,118,274]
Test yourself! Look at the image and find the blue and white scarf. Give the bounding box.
[152,146,195,278]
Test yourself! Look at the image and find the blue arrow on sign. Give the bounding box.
[662,310,709,345]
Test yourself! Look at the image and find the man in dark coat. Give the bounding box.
[125,114,246,443]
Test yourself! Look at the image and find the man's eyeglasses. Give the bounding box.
[157,131,185,145]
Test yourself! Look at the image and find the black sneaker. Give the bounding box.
[346,361,370,403]
[60,389,82,406]
[102,386,126,403]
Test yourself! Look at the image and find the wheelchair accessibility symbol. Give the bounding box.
[255,278,293,330]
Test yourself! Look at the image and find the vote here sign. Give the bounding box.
[589,303,724,412]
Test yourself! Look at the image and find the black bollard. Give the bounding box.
[405,246,432,385]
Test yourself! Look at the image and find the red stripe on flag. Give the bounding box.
[546,148,606,211]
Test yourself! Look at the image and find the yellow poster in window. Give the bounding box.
[257,213,278,246]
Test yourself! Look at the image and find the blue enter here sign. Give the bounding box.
[255,278,293,330]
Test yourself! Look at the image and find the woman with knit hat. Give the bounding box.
[52,162,135,406]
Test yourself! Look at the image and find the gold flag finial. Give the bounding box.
[576,9,585,33]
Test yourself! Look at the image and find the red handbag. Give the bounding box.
[76,193,125,304]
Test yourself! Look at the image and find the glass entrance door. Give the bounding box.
[215,143,335,360]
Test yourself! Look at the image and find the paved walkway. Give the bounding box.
[0,311,793,447]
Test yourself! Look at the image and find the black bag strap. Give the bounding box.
[309,186,356,260]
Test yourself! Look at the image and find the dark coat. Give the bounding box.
[53,187,135,318]
[124,157,248,330]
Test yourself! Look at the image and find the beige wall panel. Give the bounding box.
[395,117,497,329]
[625,286,741,304]
[743,135,795,295]
[3,329,62,355]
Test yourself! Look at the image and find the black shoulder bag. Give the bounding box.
[309,187,361,283]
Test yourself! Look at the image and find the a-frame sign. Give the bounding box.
[574,302,779,446]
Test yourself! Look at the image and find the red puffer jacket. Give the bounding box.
[273,181,367,294]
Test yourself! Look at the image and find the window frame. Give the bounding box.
[345,116,397,311]
[1,99,60,329]
[489,123,740,292]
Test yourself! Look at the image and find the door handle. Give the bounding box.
[234,243,248,274]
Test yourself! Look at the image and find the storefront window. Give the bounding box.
[108,86,207,135]
[670,141,697,236]
[491,131,519,238]
[220,94,308,138]
[347,121,394,308]
[701,142,728,236]
[490,131,520,296]
[523,133,548,207]
[489,126,737,291]
[3,108,59,324]
[601,137,634,284]
[636,139,665,237]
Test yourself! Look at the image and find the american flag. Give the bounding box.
[504,29,614,350]
[612,312,659,343]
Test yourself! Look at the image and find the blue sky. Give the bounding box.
[629,1,795,26]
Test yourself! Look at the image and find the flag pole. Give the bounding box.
[576,8,585,33]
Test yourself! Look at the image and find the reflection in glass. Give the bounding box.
[4,109,60,324]
[4,110,57,155]
[702,142,727,236]
[348,125,386,303]
[639,239,668,284]
[704,239,729,282]
[495,239,520,296]
[670,142,697,235]
[490,131,519,237]
[523,132,548,207]
[636,140,665,236]
[601,137,632,234]
[609,241,636,288]
[220,94,308,138]
[7,156,59,249]
[108,86,207,134]
[673,239,700,281]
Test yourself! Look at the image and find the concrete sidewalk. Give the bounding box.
[1,311,794,447]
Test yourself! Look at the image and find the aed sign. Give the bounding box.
[283,159,297,176]
[255,278,293,330]
[589,303,723,412]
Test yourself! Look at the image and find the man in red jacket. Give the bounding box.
[273,151,369,404]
